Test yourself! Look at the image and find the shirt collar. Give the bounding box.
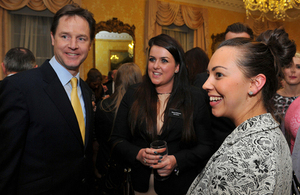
[49,56,80,86]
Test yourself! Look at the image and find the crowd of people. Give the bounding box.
[0,3,300,195]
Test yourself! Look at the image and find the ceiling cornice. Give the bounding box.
[174,0,246,13]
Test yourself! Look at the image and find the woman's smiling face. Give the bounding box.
[203,46,251,120]
[148,45,179,93]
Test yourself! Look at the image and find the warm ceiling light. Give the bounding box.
[243,0,300,21]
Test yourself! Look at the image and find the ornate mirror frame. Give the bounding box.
[94,18,136,68]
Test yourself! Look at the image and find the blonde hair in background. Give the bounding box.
[295,52,300,58]
[101,62,143,117]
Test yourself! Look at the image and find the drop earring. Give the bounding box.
[249,91,253,96]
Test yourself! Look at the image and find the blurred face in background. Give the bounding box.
[283,57,300,86]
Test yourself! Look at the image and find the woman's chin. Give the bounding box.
[212,109,224,118]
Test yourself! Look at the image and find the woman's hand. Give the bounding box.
[136,148,177,177]
[152,155,177,177]
[136,148,167,166]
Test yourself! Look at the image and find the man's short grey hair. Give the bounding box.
[3,47,36,73]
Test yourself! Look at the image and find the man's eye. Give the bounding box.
[78,37,86,41]
[62,35,67,39]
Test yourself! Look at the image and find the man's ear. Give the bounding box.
[249,74,266,95]
[50,32,55,46]
[1,62,7,75]
[88,39,93,51]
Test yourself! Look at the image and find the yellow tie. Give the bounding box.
[70,77,85,144]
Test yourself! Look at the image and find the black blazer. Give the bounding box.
[110,84,214,195]
[0,60,94,194]
[194,72,236,150]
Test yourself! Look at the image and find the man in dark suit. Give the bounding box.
[0,4,96,194]
[194,22,254,150]
[1,47,37,77]
[0,47,37,84]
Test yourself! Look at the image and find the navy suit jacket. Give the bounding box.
[0,60,94,194]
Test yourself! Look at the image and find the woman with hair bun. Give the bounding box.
[188,28,296,195]
[257,30,300,135]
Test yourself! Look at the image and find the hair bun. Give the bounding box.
[264,28,296,68]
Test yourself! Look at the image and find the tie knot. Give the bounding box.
[71,77,78,88]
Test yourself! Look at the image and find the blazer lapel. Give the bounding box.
[41,61,83,145]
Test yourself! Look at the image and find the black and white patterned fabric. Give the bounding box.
[274,93,298,122]
[187,113,292,195]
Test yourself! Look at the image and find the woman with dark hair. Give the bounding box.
[187,28,296,194]
[185,47,209,85]
[274,52,300,134]
[110,34,214,195]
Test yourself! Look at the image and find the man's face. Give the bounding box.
[51,15,92,76]
[225,32,251,40]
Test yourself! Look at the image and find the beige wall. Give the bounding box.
[80,0,300,79]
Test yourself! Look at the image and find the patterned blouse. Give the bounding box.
[273,93,298,124]
[187,113,292,195]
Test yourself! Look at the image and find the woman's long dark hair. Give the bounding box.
[129,34,196,144]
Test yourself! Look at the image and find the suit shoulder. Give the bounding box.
[2,67,42,85]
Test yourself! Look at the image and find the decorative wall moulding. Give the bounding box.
[96,31,133,40]
[177,0,245,13]
[95,17,135,41]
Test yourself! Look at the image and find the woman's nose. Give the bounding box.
[153,61,160,69]
[203,76,213,91]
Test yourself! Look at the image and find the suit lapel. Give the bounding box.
[40,61,84,145]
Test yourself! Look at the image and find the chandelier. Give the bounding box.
[243,0,300,21]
